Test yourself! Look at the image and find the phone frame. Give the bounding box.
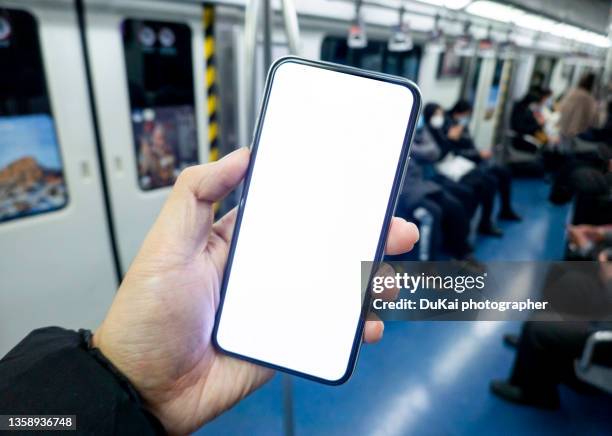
[213,56,422,385]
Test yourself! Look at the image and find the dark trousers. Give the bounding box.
[433,175,479,219]
[428,190,472,258]
[459,169,497,229]
[510,321,591,399]
[485,164,514,214]
[510,265,612,399]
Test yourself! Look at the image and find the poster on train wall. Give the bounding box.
[437,43,465,79]
[0,114,68,223]
[131,105,198,190]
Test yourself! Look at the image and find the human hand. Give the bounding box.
[447,124,463,141]
[567,225,592,248]
[479,149,493,160]
[92,148,419,435]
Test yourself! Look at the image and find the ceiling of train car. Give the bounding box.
[503,0,610,34]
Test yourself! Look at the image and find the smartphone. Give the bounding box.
[213,57,421,384]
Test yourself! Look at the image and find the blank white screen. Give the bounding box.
[216,60,416,382]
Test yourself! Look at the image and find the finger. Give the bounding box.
[385,217,419,255]
[179,147,250,203]
[363,316,384,344]
[212,208,238,246]
[143,149,250,259]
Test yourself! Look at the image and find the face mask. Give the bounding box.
[458,116,470,127]
[430,114,444,129]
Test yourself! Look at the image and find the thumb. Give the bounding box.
[143,148,251,259]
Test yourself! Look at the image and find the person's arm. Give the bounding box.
[450,127,481,163]
[411,131,441,163]
[0,327,165,435]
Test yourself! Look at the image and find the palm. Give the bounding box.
[97,205,273,435]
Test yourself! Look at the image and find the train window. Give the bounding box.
[122,19,198,191]
[531,56,557,89]
[0,8,69,224]
[320,36,422,82]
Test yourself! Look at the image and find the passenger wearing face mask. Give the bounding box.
[397,115,478,261]
[423,103,502,237]
[446,100,521,225]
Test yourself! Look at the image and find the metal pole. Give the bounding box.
[601,1,612,97]
[262,0,273,72]
[280,0,301,55]
[244,0,261,140]
[282,374,295,436]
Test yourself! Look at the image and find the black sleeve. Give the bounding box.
[511,104,540,136]
[0,327,166,435]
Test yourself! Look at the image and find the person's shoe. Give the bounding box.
[490,380,560,409]
[478,224,504,237]
[499,210,522,221]
[454,254,487,274]
[503,333,519,348]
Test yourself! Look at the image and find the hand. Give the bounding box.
[93,148,419,435]
[568,225,604,248]
[479,149,493,160]
[447,125,463,141]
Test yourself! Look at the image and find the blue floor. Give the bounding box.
[198,179,612,436]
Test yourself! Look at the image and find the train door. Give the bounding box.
[84,0,207,273]
[0,1,117,354]
[471,57,507,151]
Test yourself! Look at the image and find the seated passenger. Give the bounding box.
[492,230,612,408]
[510,91,548,153]
[423,103,504,237]
[549,146,612,224]
[491,320,612,409]
[445,100,522,223]
[399,117,476,260]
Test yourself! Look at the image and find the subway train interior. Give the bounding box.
[1,0,612,434]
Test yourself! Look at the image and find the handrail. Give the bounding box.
[280,0,301,55]
[578,330,612,371]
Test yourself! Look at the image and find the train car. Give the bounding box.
[0,0,611,434]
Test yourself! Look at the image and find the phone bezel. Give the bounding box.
[212,56,422,385]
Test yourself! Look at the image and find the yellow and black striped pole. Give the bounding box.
[203,4,219,164]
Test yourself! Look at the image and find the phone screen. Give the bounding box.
[215,59,419,383]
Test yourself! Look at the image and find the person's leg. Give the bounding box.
[428,191,473,259]
[418,199,443,260]
[491,321,590,408]
[461,170,502,237]
[488,165,521,220]
[433,175,478,218]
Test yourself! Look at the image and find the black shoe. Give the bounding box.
[478,224,504,237]
[503,333,519,348]
[499,210,522,221]
[490,380,560,409]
